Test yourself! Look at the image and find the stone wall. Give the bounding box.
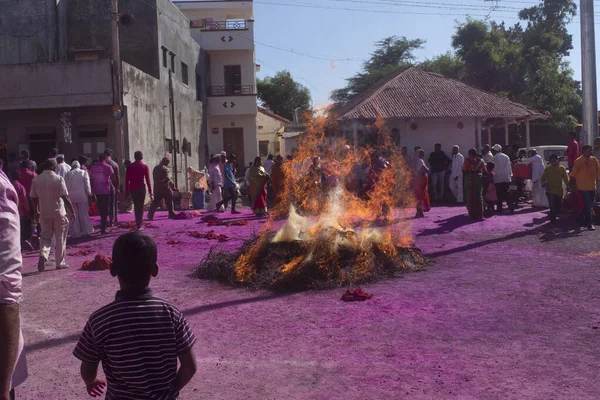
[0,0,58,64]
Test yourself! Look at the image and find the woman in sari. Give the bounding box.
[412,149,430,218]
[248,156,269,216]
[463,148,486,221]
[270,155,286,209]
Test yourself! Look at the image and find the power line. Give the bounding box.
[254,1,519,17]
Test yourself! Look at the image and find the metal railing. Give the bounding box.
[202,20,247,31]
[209,85,255,96]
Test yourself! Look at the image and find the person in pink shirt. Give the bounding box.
[89,154,116,234]
[10,170,32,251]
[565,131,579,171]
[0,169,28,399]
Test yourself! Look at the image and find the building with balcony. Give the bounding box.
[176,0,258,170]
[0,0,205,190]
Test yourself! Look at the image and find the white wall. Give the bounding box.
[257,111,286,155]
[176,3,254,20]
[386,117,477,156]
[208,50,256,87]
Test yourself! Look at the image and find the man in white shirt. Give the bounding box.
[30,160,75,272]
[263,154,274,175]
[491,144,512,213]
[481,144,494,164]
[56,154,71,178]
[524,149,549,208]
[0,169,28,400]
[450,145,464,203]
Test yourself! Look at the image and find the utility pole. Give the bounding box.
[110,0,125,163]
[169,70,179,188]
[581,0,598,145]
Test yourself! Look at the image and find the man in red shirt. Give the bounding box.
[565,131,579,172]
[125,151,153,230]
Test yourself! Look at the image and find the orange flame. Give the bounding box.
[234,109,416,285]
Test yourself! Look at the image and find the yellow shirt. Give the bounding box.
[570,155,600,191]
[541,165,569,197]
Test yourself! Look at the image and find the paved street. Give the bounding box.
[16,206,600,399]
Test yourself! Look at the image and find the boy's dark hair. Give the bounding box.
[134,151,143,161]
[486,161,495,171]
[549,154,558,161]
[21,150,30,159]
[568,131,577,138]
[111,232,157,285]
[49,148,58,158]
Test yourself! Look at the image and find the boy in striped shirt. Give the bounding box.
[73,232,197,399]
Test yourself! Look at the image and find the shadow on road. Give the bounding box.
[424,221,582,258]
[24,292,290,353]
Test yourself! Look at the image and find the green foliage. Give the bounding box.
[257,71,311,121]
[330,0,581,128]
[451,0,580,127]
[420,52,465,80]
[331,36,425,107]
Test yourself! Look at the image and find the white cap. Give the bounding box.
[492,144,502,152]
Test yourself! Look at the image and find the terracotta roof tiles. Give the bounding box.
[338,67,547,121]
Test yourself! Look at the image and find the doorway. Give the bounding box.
[30,141,56,167]
[224,65,241,95]
[222,127,245,173]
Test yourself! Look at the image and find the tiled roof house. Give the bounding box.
[336,67,548,151]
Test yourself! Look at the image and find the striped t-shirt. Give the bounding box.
[73,288,196,400]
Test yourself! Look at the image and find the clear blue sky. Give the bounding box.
[248,0,596,109]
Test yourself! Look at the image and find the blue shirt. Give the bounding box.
[223,163,236,188]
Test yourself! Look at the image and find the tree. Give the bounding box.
[420,52,465,80]
[257,71,311,121]
[331,36,425,107]
[518,0,581,126]
[451,0,580,127]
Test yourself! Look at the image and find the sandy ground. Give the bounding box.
[14,205,600,399]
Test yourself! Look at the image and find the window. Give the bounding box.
[161,47,168,68]
[170,52,176,74]
[259,141,269,157]
[181,62,189,85]
[224,65,242,94]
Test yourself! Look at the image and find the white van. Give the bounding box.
[519,145,568,167]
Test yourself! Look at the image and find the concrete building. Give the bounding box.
[257,107,290,158]
[175,0,259,171]
[0,0,205,190]
[336,68,548,152]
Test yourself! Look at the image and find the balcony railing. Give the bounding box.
[202,20,248,31]
[209,85,255,96]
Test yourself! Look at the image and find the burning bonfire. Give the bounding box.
[196,112,428,291]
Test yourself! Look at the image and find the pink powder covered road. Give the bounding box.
[15,206,600,399]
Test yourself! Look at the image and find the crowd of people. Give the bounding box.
[0,173,197,399]
[409,134,600,230]
[0,148,182,274]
